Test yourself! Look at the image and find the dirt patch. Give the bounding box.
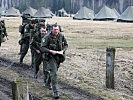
[0,57,103,100]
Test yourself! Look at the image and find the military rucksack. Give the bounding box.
[19,24,27,34]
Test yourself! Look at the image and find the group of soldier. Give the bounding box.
[18,14,68,99]
[0,20,8,46]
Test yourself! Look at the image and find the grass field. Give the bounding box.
[0,16,133,100]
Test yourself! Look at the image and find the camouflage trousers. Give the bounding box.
[30,48,35,67]
[34,52,42,75]
[20,43,29,63]
[34,52,49,79]
[0,34,4,46]
[46,57,60,93]
[0,34,2,46]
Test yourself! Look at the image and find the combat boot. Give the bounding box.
[19,56,23,64]
[44,75,47,84]
[18,52,21,55]
[34,74,37,79]
[45,83,52,90]
[53,91,59,99]
[44,75,52,90]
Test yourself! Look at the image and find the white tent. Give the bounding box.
[5,7,20,17]
[73,6,94,20]
[117,6,133,22]
[94,6,118,20]
[34,7,52,18]
[23,7,37,16]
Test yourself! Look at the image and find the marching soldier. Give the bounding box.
[0,20,8,47]
[30,27,47,79]
[19,19,36,64]
[18,14,31,55]
[41,24,68,99]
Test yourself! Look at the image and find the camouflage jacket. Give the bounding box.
[30,32,43,51]
[41,32,68,63]
[0,22,7,37]
[22,24,35,43]
[41,32,68,52]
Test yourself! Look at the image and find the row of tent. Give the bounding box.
[73,6,133,22]
[0,7,20,17]
[1,6,133,22]
[23,7,69,17]
[0,7,69,18]
[0,7,53,18]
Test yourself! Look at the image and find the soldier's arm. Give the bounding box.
[30,37,35,47]
[0,27,4,31]
[23,25,30,38]
[30,35,39,51]
[3,27,8,37]
[41,36,50,53]
[62,35,68,52]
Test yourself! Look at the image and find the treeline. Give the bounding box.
[0,0,133,13]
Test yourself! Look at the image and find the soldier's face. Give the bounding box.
[52,26,59,36]
[40,28,46,36]
[31,23,35,28]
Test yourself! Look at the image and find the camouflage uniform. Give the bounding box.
[41,31,68,95]
[0,20,8,46]
[19,23,35,64]
[18,14,31,54]
[30,30,47,78]
[0,23,3,46]
[18,22,28,54]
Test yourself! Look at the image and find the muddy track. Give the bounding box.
[0,57,103,100]
[0,75,41,100]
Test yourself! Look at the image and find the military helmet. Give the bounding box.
[30,19,36,24]
[35,18,45,24]
[22,14,31,19]
[1,20,4,23]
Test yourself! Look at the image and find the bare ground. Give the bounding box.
[0,17,133,100]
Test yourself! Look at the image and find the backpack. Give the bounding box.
[19,24,26,34]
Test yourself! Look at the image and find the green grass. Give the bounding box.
[67,35,133,49]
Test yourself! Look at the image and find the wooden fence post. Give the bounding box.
[12,81,19,100]
[106,47,116,89]
[12,78,29,100]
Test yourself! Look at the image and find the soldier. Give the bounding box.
[30,27,47,79]
[35,18,46,32]
[0,20,8,47]
[0,21,3,46]
[41,24,68,99]
[19,19,36,64]
[46,22,63,35]
[18,14,31,54]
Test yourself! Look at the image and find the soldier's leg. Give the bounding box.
[20,45,22,54]
[30,49,35,67]
[34,53,42,78]
[0,35,2,46]
[18,35,23,54]
[49,58,59,98]
[49,58,58,93]
[43,60,49,82]
[20,43,29,63]
[43,60,52,89]
[18,45,22,55]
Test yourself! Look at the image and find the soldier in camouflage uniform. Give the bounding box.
[0,20,8,47]
[19,19,36,64]
[35,19,46,32]
[41,24,68,99]
[18,14,31,55]
[30,26,47,78]
[29,18,46,68]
